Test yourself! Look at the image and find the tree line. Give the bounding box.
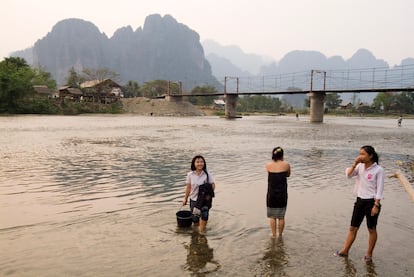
[1,57,413,115]
[0,57,63,114]
[324,91,414,114]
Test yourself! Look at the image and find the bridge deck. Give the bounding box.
[169,87,414,97]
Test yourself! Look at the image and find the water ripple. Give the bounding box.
[1,115,413,276]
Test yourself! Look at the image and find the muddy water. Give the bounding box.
[0,115,413,276]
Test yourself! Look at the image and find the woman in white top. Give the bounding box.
[335,145,384,263]
[182,155,216,234]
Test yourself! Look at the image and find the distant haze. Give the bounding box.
[2,0,413,66]
[11,14,414,105]
[12,16,220,90]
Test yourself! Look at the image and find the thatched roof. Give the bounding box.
[58,86,82,95]
[33,85,53,95]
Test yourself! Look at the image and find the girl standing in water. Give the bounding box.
[183,155,216,234]
[335,145,384,262]
[265,147,291,238]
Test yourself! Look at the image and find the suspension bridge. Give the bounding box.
[167,64,414,122]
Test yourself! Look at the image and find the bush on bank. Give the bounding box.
[1,98,123,115]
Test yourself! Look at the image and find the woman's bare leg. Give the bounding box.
[366,228,377,258]
[278,218,285,236]
[338,226,359,255]
[269,218,277,238]
[199,219,207,234]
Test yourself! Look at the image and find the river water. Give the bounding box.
[0,114,413,277]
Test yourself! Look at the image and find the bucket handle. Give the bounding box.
[179,204,191,212]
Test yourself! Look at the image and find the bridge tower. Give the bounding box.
[224,77,239,119]
[225,94,238,118]
[309,92,326,123]
[165,81,183,102]
[309,70,326,123]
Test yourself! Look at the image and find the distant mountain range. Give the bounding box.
[11,14,413,104]
[12,15,221,90]
[202,39,414,78]
[202,40,414,103]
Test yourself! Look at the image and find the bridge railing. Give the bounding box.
[223,64,414,94]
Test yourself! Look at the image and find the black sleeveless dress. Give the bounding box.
[267,171,288,208]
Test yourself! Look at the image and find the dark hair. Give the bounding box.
[361,145,379,164]
[191,155,207,171]
[272,146,284,161]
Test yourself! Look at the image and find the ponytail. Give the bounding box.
[361,145,379,164]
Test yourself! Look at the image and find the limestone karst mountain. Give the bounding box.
[13,15,220,90]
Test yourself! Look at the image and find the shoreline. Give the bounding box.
[122,97,414,118]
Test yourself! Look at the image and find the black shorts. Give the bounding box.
[350,197,381,229]
[190,199,210,222]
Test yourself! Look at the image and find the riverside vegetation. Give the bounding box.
[1,57,414,116]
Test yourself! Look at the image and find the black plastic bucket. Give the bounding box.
[176,210,193,228]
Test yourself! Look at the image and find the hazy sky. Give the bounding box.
[2,0,413,66]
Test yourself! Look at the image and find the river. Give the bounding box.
[0,114,413,276]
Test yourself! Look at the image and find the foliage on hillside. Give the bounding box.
[0,57,123,115]
[2,57,413,116]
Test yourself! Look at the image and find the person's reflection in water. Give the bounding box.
[184,231,220,275]
[365,260,377,276]
[340,257,377,277]
[341,257,357,277]
[260,237,289,276]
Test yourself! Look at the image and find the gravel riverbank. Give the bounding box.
[121,97,206,116]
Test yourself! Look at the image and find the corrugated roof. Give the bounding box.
[58,86,83,95]
[80,80,101,88]
[67,88,82,95]
[80,79,121,89]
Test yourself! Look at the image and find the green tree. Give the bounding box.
[393,92,414,114]
[123,80,141,98]
[139,80,175,98]
[373,92,395,112]
[32,67,57,89]
[0,57,35,112]
[65,67,84,88]
[325,92,341,110]
[189,85,217,105]
[237,95,282,113]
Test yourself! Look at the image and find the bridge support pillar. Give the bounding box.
[309,92,325,123]
[165,95,183,102]
[225,94,238,119]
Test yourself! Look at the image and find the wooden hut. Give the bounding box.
[58,86,83,101]
[80,79,123,104]
[33,85,57,98]
[339,102,353,110]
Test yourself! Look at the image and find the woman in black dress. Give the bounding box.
[265,147,291,238]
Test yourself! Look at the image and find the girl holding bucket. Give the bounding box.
[182,155,216,234]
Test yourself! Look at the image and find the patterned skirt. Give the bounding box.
[267,206,286,218]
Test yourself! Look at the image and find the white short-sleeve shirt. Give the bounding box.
[186,170,214,201]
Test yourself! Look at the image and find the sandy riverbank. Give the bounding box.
[121,97,206,116]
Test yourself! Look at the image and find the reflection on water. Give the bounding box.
[364,261,377,277]
[0,115,413,276]
[184,231,220,275]
[342,257,357,277]
[257,237,288,277]
[338,257,377,277]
